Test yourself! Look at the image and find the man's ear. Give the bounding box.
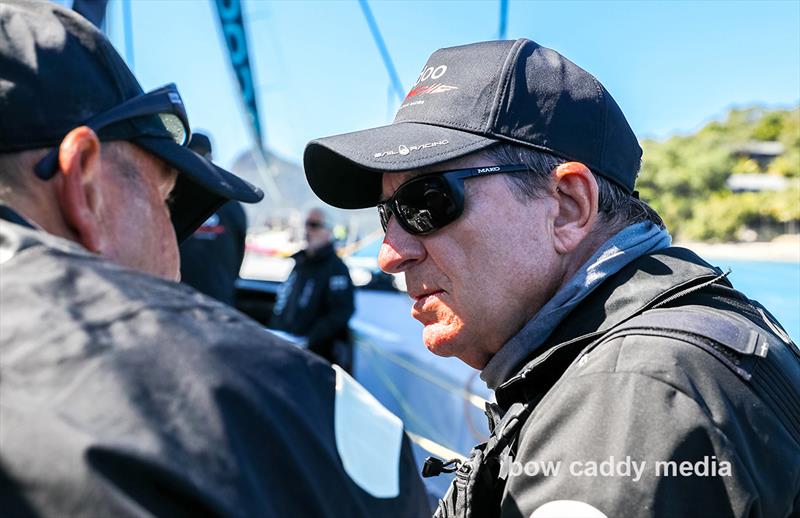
[551,162,599,255]
[54,126,105,253]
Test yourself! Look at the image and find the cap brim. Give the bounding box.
[134,136,263,242]
[304,122,497,209]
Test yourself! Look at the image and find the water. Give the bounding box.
[712,259,800,342]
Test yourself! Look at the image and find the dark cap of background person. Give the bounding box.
[0,0,262,241]
[304,38,641,209]
[189,133,213,160]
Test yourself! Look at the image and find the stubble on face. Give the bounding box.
[380,161,563,370]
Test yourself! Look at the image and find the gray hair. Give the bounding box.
[0,143,140,202]
[481,142,664,231]
[0,150,39,200]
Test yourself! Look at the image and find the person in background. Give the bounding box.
[179,133,248,305]
[0,2,430,516]
[271,208,356,371]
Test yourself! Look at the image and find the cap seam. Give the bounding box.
[591,76,608,171]
[395,116,487,133]
[487,38,527,132]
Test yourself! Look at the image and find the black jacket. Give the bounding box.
[179,201,247,306]
[0,215,430,517]
[270,243,355,359]
[436,248,800,518]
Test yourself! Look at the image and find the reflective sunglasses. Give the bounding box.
[34,83,190,180]
[377,164,529,235]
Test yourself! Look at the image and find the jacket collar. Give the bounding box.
[494,247,727,407]
[0,205,35,229]
[0,205,94,265]
[292,242,336,264]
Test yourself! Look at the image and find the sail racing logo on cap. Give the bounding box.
[406,83,458,98]
[405,64,458,99]
[373,140,449,159]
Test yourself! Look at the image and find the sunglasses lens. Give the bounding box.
[377,203,391,231]
[394,176,460,234]
[158,113,188,145]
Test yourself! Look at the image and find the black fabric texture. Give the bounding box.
[0,221,430,517]
[435,248,800,518]
[179,201,248,305]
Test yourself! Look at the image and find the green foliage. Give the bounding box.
[731,158,761,175]
[751,112,785,141]
[638,106,800,240]
[680,188,800,241]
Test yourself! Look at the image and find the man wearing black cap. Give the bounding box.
[0,2,429,516]
[305,39,800,517]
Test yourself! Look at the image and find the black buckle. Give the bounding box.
[422,456,461,478]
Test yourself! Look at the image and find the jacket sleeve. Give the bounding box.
[500,371,759,518]
[307,262,355,352]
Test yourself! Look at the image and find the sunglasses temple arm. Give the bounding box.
[34,150,59,180]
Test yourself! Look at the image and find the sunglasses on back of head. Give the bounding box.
[34,83,190,180]
[377,164,529,235]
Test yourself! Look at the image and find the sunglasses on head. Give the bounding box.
[34,83,190,180]
[377,164,529,235]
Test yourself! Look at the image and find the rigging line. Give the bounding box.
[406,431,467,463]
[360,344,448,446]
[352,327,490,411]
[357,0,405,105]
[498,0,509,40]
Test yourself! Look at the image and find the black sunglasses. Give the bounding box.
[305,220,326,230]
[377,164,530,235]
[34,83,190,180]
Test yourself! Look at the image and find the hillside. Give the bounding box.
[638,106,799,241]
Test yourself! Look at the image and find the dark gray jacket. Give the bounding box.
[270,242,355,362]
[0,214,429,517]
[436,248,800,518]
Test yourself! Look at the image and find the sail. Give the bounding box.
[213,0,263,146]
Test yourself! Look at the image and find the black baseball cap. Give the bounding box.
[305,38,641,209]
[0,0,263,241]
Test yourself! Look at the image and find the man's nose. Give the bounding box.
[378,218,426,274]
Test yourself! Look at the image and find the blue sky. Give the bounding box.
[91,0,800,170]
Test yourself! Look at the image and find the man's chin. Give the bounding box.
[422,324,460,358]
[422,325,491,369]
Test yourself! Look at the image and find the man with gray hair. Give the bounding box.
[271,207,355,371]
[304,39,800,517]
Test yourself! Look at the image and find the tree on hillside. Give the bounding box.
[637,106,800,241]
